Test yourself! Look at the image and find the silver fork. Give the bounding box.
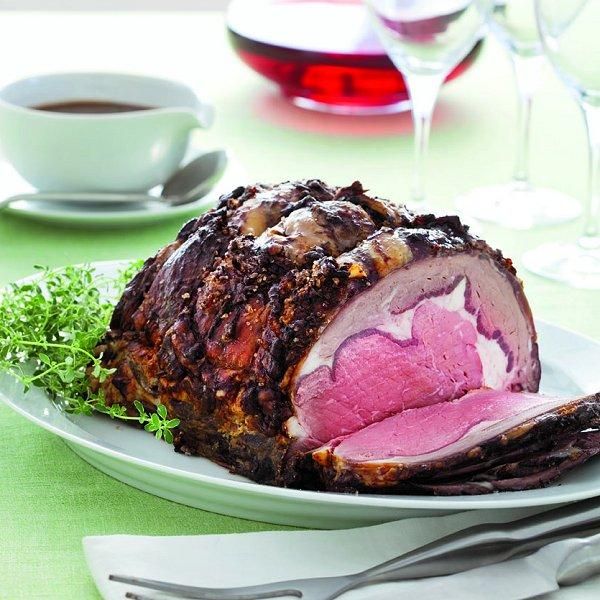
[110,498,600,600]
[113,527,600,600]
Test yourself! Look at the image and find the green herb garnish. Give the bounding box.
[0,263,180,444]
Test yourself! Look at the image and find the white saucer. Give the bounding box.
[0,135,245,227]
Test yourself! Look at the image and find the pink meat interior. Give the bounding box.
[329,389,565,463]
[289,254,538,444]
[294,303,483,442]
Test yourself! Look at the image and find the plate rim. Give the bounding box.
[2,259,600,511]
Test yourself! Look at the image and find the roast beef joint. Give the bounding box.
[93,180,600,494]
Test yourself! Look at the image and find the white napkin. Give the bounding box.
[84,504,600,600]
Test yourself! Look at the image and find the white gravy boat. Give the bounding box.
[0,72,214,193]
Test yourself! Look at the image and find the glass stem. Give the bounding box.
[579,102,600,249]
[404,72,445,207]
[511,53,543,189]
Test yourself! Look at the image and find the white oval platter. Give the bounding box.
[1,261,599,529]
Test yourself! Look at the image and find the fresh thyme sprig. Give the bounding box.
[0,262,180,444]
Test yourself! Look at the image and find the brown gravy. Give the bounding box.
[31,100,154,114]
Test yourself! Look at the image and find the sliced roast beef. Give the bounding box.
[92,179,600,495]
[313,389,600,493]
[289,247,539,444]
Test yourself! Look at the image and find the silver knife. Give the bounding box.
[111,498,600,600]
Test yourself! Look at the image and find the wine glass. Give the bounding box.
[456,0,581,229]
[523,0,600,288]
[365,0,492,210]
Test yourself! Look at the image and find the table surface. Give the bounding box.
[0,10,599,600]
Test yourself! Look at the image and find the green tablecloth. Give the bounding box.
[0,10,598,599]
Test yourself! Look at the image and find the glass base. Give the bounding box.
[289,95,412,116]
[455,183,581,230]
[522,241,600,289]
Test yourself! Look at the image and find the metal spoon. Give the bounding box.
[0,149,228,211]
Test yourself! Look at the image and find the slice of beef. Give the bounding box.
[93,179,581,494]
[312,389,600,493]
[289,240,539,444]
